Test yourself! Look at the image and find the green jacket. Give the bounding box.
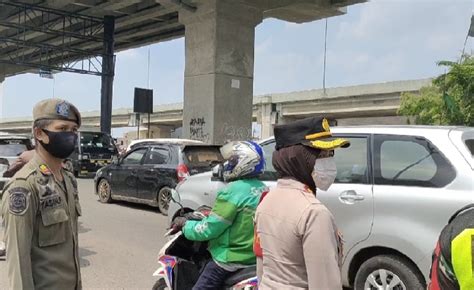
[183,178,266,265]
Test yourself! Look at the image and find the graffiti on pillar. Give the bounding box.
[222,123,251,142]
[189,117,210,143]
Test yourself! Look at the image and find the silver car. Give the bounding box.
[169,126,474,289]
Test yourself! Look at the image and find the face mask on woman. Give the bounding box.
[39,130,78,159]
[311,156,337,191]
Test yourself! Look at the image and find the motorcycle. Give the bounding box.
[152,194,258,290]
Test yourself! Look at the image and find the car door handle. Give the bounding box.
[339,190,365,203]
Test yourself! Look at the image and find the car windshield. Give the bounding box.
[184,147,223,167]
[80,132,116,154]
[0,139,29,157]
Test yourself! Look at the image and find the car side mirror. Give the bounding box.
[211,164,224,181]
[112,156,119,165]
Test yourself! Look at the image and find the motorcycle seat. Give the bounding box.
[223,265,256,287]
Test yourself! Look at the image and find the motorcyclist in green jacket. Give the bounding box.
[174,141,267,290]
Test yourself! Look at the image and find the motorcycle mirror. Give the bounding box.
[211,164,224,181]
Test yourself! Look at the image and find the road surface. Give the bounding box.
[0,178,169,289]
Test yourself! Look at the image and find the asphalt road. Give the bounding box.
[0,178,170,289]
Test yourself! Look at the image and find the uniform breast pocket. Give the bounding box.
[39,207,69,247]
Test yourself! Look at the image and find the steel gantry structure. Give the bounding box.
[0,1,111,76]
[0,0,186,133]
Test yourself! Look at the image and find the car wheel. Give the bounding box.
[158,186,172,216]
[98,179,113,203]
[152,278,168,290]
[354,255,424,290]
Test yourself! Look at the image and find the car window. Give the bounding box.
[334,137,369,184]
[183,147,223,167]
[0,139,29,157]
[122,148,147,165]
[144,147,169,165]
[465,139,474,157]
[374,135,455,187]
[260,141,277,181]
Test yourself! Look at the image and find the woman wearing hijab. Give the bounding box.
[255,117,350,290]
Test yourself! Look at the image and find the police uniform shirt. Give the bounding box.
[1,154,82,290]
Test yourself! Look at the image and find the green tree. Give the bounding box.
[398,56,474,126]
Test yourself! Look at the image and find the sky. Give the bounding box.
[0,0,472,136]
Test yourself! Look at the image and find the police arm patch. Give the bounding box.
[9,187,29,215]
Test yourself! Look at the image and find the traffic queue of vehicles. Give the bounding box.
[3,126,472,290]
[168,126,474,290]
[0,130,117,189]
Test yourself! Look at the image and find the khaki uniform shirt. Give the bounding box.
[1,155,82,290]
[255,179,343,290]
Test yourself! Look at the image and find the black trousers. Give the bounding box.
[192,260,235,290]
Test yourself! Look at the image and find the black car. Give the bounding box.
[94,141,223,215]
[70,131,118,177]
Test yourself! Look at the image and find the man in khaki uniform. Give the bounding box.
[1,98,82,290]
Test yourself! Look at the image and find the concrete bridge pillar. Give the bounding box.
[257,96,276,140]
[179,0,263,145]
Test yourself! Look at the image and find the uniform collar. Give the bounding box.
[277,178,314,194]
[31,154,63,177]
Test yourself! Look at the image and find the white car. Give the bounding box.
[126,138,203,152]
[169,126,474,290]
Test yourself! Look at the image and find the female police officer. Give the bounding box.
[255,117,349,289]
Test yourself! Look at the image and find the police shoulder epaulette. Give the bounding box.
[14,165,37,180]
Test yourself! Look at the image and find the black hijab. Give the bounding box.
[272,145,320,193]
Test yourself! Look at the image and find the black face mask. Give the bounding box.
[39,129,78,159]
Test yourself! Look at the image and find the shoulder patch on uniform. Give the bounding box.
[8,187,29,215]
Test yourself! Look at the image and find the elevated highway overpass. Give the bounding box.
[0,78,431,139]
[0,0,367,143]
[0,0,364,77]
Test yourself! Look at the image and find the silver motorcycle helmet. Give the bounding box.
[219,141,265,182]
